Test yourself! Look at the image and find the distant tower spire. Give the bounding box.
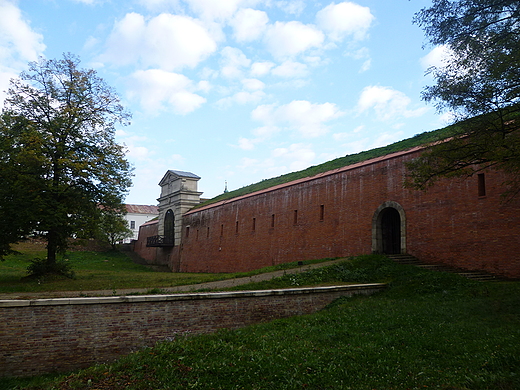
[224,180,229,193]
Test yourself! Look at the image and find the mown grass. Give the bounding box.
[217,254,401,291]
[0,249,222,294]
[3,255,519,389]
[0,243,335,295]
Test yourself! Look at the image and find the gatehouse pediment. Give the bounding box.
[159,170,200,187]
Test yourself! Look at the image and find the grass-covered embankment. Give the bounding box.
[0,248,223,294]
[3,255,519,389]
[197,126,454,208]
[0,242,335,295]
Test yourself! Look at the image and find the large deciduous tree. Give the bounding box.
[0,53,132,273]
[406,0,520,197]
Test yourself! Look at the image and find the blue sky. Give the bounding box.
[0,0,449,205]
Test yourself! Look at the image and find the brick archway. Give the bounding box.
[372,201,406,254]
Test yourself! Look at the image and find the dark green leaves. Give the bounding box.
[409,0,520,195]
[0,53,132,269]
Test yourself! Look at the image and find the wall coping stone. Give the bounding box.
[0,283,386,308]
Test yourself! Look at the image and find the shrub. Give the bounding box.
[26,257,75,280]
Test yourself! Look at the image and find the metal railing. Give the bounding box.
[146,235,174,247]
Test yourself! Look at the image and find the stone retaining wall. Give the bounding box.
[0,284,385,377]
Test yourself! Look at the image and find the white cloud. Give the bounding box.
[359,59,371,72]
[185,0,249,21]
[128,69,206,115]
[0,0,46,103]
[101,12,145,65]
[271,60,308,78]
[235,125,280,152]
[342,138,369,154]
[199,67,219,80]
[357,86,428,121]
[252,125,280,138]
[237,137,256,150]
[219,46,251,79]
[439,111,456,124]
[230,8,268,42]
[264,21,324,59]
[117,134,154,161]
[332,132,350,142]
[333,125,364,146]
[145,14,218,69]
[242,78,265,90]
[421,44,453,70]
[136,0,181,11]
[271,143,315,171]
[346,47,371,72]
[197,80,212,93]
[216,90,265,108]
[115,129,128,137]
[236,142,315,176]
[252,100,343,138]
[70,0,99,4]
[238,156,260,170]
[250,61,275,76]
[169,153,185,164]
[102,12,217,70]
[275,0,305,16]
[372,131,404,148]
[316,2,374,42]
[128,145,153,160]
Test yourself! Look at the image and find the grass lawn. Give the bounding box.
[0,242,335,295]
[1,255,519,389]
[0,247,226,295]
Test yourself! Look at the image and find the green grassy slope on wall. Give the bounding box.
[197,126,454,208]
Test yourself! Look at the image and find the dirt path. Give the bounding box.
[0,258,348,300]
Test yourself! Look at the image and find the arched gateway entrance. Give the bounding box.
[164,209,174,245]
[372,201,406,254]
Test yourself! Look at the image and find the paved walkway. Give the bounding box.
[0,258,349,300]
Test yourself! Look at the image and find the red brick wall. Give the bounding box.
[0,285,384,377]
[132,221,176,267]
[133,221,159,262]
[177,149,520,278]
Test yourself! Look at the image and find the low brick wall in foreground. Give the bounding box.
[0,284,385,377]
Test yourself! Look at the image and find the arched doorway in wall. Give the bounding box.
[372,201,406,254]
[164,209,175,245]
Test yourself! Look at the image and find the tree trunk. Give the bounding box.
[46,229,58,267]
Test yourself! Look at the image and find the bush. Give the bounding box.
[26,257,75,280]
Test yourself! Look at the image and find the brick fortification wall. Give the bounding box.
[175,147,520,278]
[0,285,384,377]
[132,221,179,268]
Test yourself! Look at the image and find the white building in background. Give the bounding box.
[124,204,159,242]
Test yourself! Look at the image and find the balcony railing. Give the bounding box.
[146,235,174,247]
